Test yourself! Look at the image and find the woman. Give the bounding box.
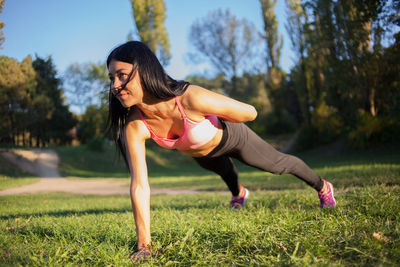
[106,41,336,261]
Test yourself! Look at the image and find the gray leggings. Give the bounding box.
[193,121,323,196]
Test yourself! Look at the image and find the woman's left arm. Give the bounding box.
[185,85,258,123]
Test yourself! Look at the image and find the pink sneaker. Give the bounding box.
[318,179,336,208]
[230,185,249,209]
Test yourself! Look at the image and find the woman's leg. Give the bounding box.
[193,156,241,196]
[222,122,324,191]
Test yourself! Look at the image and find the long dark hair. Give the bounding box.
[106,41,189,167]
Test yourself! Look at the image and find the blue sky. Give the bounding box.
[1,0,294,80]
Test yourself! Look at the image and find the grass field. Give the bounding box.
[1,141,400,266]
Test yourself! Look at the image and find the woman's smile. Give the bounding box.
[117,91,129,100]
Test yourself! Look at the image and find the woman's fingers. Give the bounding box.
[130,247,151,262]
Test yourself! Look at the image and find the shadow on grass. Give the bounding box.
[0,207,133,220]
[0,204,228,220]
[1,198,241,219]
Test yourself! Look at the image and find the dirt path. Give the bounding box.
[2,149,61,178]
[0,149,198,196]
[0,177,131,196]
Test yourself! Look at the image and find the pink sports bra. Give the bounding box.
[136,97,219,150]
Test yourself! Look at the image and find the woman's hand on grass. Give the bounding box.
[130,247,151,262]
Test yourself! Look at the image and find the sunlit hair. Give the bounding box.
[106,41,189,166]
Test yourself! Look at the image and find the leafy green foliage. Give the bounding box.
[31,56,77,146]
[284,0,400,149]
[0,55,77,147]
[0,56,36,145]
[77,104,108,144]
[348,111,400,149]
[129,0,171,66]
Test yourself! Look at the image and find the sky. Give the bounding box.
[1,0,295,80]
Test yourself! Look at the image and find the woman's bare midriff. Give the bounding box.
[180,128,224,158]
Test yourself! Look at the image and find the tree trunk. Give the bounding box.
[300,59,311,125]
[369,87,377,116]
[22,129,26,147]
[8,112,15,146]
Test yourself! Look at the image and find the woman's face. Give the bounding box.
[108,60,143,108]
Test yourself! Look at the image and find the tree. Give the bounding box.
[32,56,76,146]
[334,0,381,116]
[18,56,37,146]
[64,62,108,114]
[77,104,108,144]
[300,0,392,119]
[286,0,311,124]
[0,0,5,48]
[259,0,290,134]
[0,56,35,145]
[0,55,76,147]
[129,0,171,66]
[284,0,400,149]
[64,62,111,145]
[188,9,261,93]
[260,0,283,69]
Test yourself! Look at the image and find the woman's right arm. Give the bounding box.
[123,119,152,252]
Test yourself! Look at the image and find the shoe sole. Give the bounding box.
[326,182,336,207]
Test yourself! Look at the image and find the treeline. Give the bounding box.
[183,0,400,150]
[4,0,398,150]
[67,0,400,151]
[284,0,400,149]
[0,56,77,147]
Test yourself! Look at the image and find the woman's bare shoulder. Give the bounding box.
[181,84,257,122]
[178,85,207,116]
[183,84,234,113]
[125,109,151,141]
[182,85,218,109]
[185,84,212,97]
